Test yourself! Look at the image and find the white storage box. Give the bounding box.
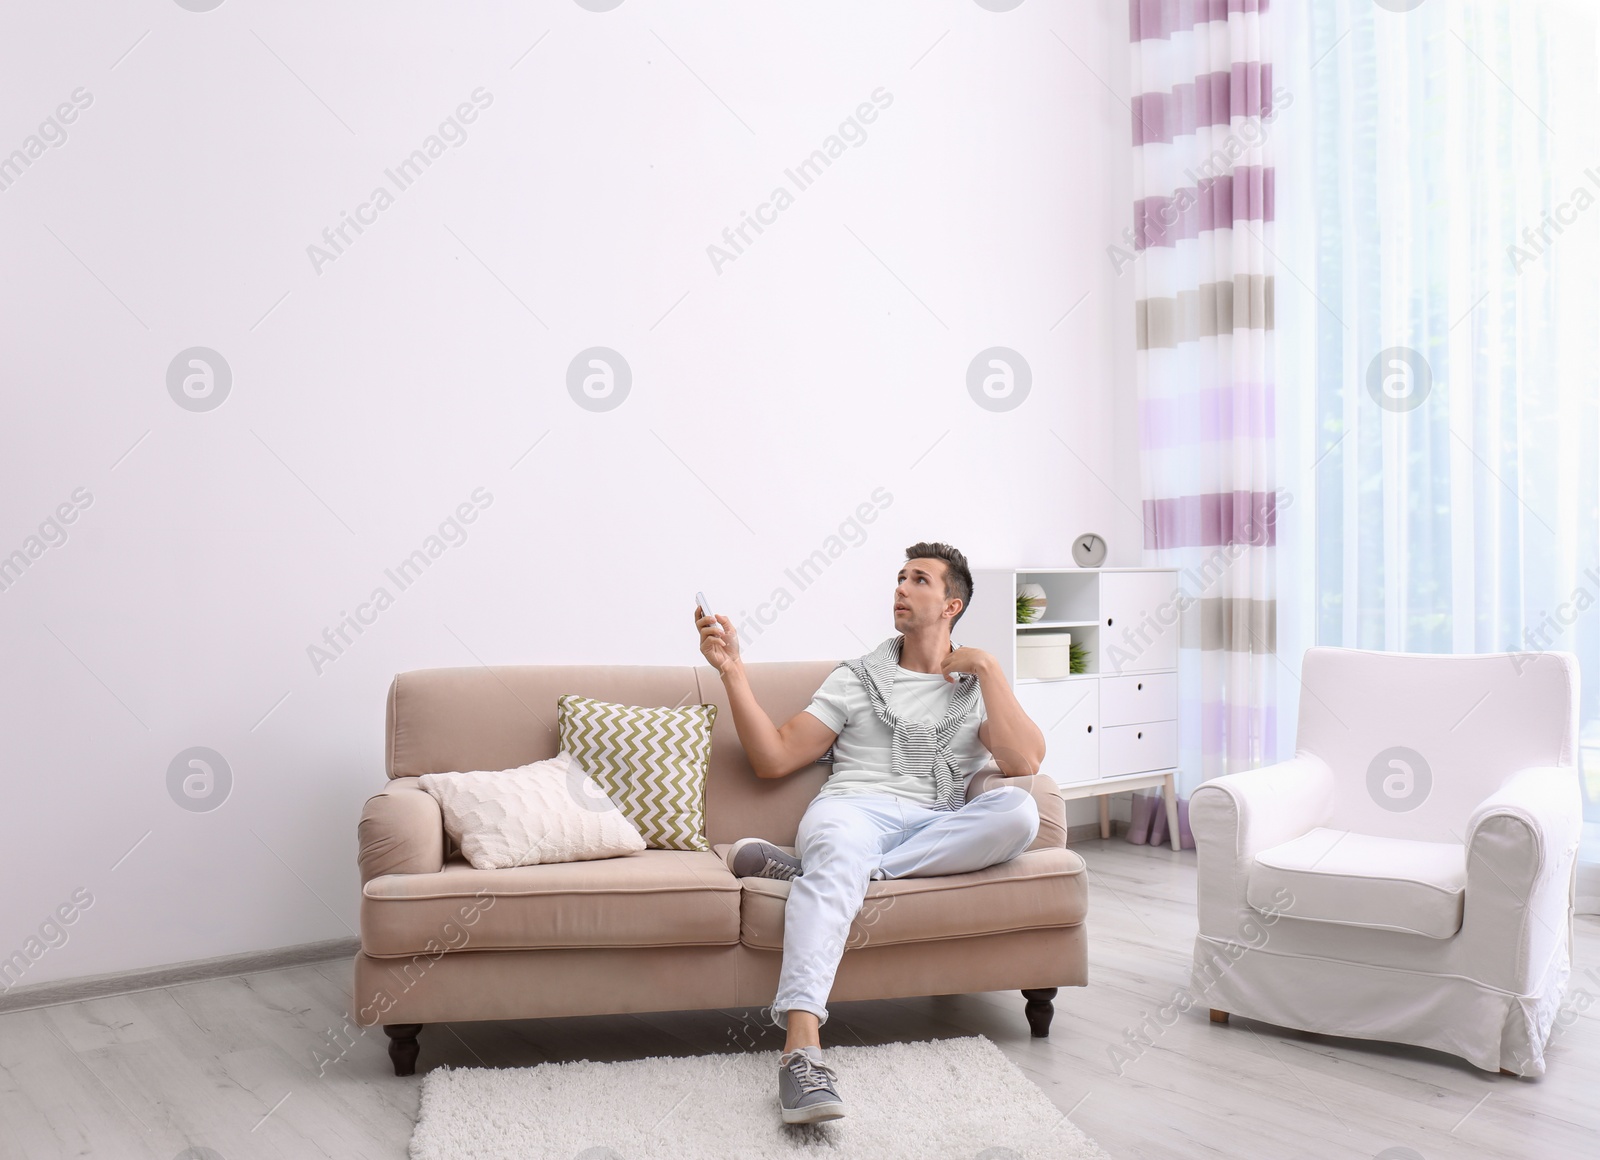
[1017,633,1072,680]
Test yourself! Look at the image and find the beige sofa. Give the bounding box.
[353,660,1089,1075]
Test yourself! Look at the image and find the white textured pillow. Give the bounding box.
[418,752,646,870]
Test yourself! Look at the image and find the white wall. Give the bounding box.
[0,0,1136,988]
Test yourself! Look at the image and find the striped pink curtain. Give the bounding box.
[1129,0,1276,793]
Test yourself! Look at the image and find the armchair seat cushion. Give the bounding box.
[718,844,1088,951]
[361,849,740,956]
[1247,827,1467,939]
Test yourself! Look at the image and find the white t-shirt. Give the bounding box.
[802,665,991,808]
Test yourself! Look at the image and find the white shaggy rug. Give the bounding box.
[410,1034,1110,1159]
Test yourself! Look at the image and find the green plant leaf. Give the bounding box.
[1070,640,1089,675]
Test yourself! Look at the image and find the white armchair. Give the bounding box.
[1191,647,1583,1076]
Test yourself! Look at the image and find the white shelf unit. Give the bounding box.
[966,567,1184,850]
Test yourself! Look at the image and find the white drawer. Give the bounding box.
[1100,672,1178,727]
[1015,679,1098,786]
[1099,720,1177,777]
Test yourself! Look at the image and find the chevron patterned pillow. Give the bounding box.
[556,694,718,852]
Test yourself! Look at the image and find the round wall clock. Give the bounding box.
[1072,533,1107,568]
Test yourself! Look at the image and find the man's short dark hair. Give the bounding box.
[904,541,973,629]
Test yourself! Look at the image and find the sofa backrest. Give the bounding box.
[1298,646,1579,840]
[385,660,1065,848]
[384,660,838,845]
[693,661,840,845]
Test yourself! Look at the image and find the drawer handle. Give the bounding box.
[1107,617,1114,626]
[1086,725,1093,733]
[1137,731,1143,739]
[1137,682,1143,691]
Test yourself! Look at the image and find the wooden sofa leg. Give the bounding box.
[1209,1009,1229,1024]
[384,1024,424,1076]
[1021,988,1057,1038]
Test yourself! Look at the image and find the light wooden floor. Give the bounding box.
[3,839,1596,1159]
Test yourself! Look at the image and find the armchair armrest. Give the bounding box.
[1190,754,1335,937]
[357,777,445,885]
[1467,765,1583,876]
[1461,765,1582,991]
[1191,754,1336,859]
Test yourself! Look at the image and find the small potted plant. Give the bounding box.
[1015,583,1047,624]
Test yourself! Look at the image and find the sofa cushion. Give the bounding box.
[1247,827,1468,939]
[558,693,718,852]
[718,844,1087,951]
[418,752,647,869]
[361,849,740,956]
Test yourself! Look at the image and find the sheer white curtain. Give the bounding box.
[1275,0,1600,911]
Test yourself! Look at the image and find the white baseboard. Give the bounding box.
[1064,819,1127,842]
[0,936,360,1014]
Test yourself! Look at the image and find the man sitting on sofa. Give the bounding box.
[694,540,1046,1126]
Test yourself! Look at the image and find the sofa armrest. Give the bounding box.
[358,777,445,885]
[1190,754,1335,936]
[1461,765,1582,991]
[967,768,1067,850]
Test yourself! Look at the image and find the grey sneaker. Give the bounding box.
[727,837,802,881]
[778,1046,845,1124]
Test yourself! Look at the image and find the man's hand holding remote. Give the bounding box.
[692,599,835,780]
[694,601,740,676]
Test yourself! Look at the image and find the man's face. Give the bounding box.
[894,558,959,632]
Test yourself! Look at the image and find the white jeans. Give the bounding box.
[769,784,1040,1029]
